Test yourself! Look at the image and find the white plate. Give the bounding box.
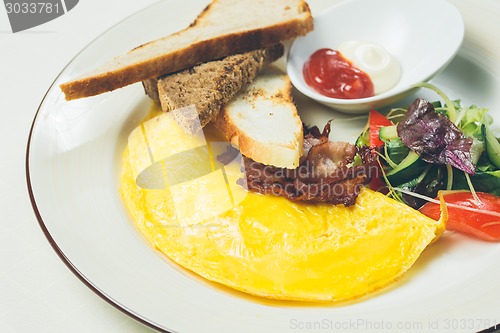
[27,0,500,332]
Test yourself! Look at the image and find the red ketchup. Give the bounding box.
[303,48,374,99]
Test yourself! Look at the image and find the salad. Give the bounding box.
[356,83,500,241]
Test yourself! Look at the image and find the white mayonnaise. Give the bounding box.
[338,40,401,95]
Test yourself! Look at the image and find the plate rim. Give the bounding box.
[25,1,175,331]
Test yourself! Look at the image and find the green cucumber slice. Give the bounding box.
[481,124,500,168]
[379,125,398,142]
[387,151,427,185]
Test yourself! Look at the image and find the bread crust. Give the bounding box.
[142,77,160,103]
[60,0,313,100]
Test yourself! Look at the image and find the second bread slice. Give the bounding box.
[144,44,284,133]
[216,67,303,169]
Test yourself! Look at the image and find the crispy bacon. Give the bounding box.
[238,122,379,206]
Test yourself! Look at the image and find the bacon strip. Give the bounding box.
[238,122,379,206]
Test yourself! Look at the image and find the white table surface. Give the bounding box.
[0,1,158,332]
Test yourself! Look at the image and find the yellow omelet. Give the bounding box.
[119,108,446,302]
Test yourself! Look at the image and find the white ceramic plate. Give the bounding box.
[27,1,500,332]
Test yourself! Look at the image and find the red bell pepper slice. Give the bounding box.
[419,191,500,241]
[368,109,393,149]
[366,110,392,191]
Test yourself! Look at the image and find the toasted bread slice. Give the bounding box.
[60,0,313,100]
[143,45,284,133]
[216,67,303,169]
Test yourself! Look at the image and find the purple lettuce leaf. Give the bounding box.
[396,98,475,175]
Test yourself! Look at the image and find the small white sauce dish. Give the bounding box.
[287,0,464,114]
